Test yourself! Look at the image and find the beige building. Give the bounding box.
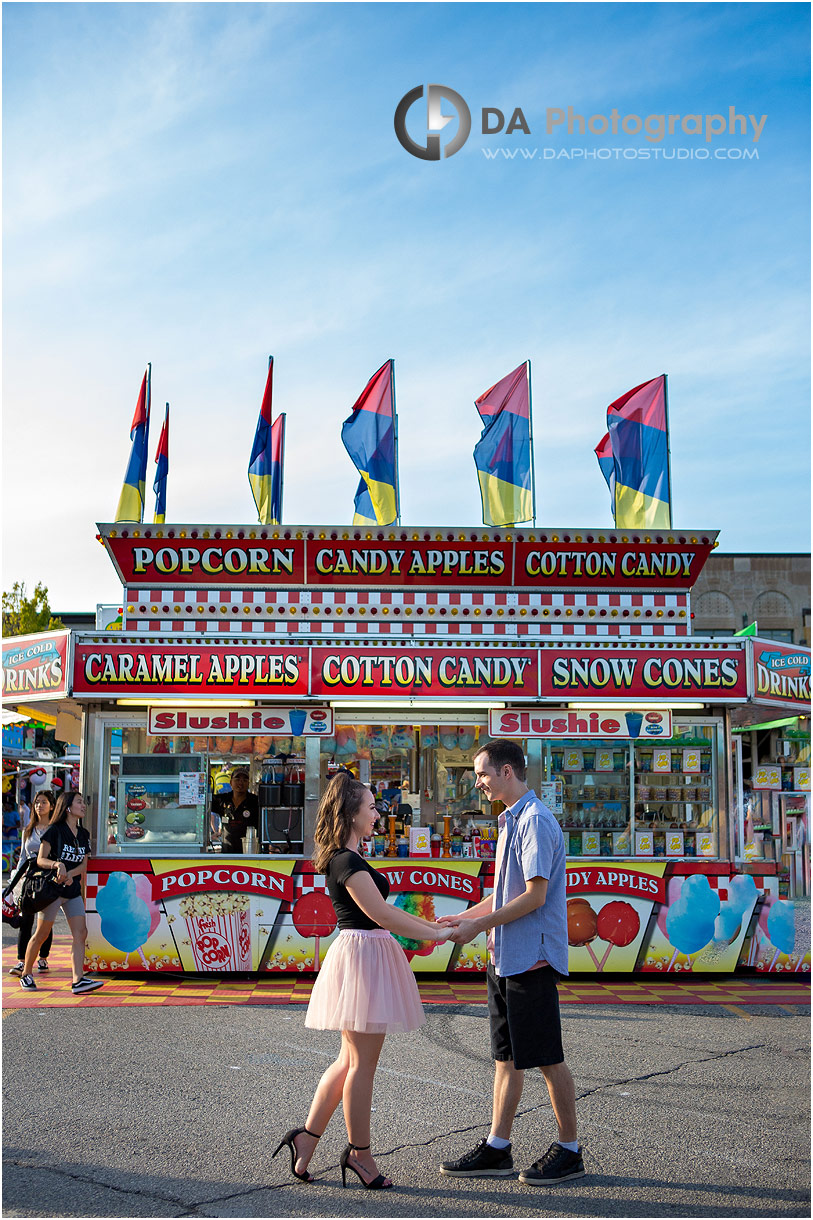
[691,553,810,646]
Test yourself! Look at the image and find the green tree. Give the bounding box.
[2,582,64,637]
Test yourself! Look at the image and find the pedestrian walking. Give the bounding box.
[273,772,448,1190]
[438,738,584,1186]
[7,790,56,976]
[19,791,103,996]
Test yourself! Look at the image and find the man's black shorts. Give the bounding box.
[487,962,564,1070]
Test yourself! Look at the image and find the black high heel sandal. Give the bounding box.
[340,1142,393,1190]
[272,1126,321,1182]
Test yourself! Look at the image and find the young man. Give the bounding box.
[438,738,584,1186]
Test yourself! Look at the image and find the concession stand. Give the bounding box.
[2,523,809,976]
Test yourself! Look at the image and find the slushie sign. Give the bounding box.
[490,708,673,738]
[147,706,334,736]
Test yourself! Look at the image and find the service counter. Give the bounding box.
[84,853,809,977]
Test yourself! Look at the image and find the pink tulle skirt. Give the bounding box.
[305,929,426,1034]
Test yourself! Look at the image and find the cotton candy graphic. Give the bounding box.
[714,873,758,944]
[766,901,795,955]
[133,873,161,937]
[664,874,720,955]
[97,872,152,953]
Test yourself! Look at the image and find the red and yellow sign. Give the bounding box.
[1,631,70,701]
[539,644,748,702]
[150,861,296,902]
[311,646,538,697]
[72,639,755,701]
[98,525,718,591]
[370,860,482,899]
[72,643,308,697]
[749,638,811,710]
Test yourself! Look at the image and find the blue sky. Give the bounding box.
[3,2,810,610]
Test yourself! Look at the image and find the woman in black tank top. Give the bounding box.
[273,772,449,1190]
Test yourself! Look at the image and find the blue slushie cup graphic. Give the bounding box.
[289,708,307,737]
[624,711,644,738]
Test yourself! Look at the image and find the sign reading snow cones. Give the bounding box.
[370,861,482,899]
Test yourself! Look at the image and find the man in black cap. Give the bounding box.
[214,767,259,854]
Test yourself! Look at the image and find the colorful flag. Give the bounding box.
[248,357,286,525]
[473,362,534,526]
[601,374,671,528]
[268,414,285,525]
[153,404,169,524]
[341,360,398,525]
[594,430,615,513]
[114,365,151,522]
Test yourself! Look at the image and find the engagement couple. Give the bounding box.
[273,739,584,1191]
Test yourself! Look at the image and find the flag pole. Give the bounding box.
[662,372,673,528]
[142,362,152,523]
[390,357,401,525]
[278,412,286,524]
[526,359,536,527]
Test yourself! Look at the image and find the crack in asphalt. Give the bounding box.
[0,1040,773,1217]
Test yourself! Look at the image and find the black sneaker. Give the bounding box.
[71,978,104,994]
[37,958,50,972]
[19,974,37,991]
[440,1138,514,1177]
[8,961,24,977]
[519,1142,585,1185]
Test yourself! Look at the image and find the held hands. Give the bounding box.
[435,914,484,945]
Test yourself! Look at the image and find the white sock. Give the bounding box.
[559,1139,579,1153]
[487,1135,510,1149]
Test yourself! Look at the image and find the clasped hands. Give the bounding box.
[428,914,483,945]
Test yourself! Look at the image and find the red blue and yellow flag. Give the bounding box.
[473,362,534,526]
[115,365,151,522]
[597,374,672,528]
[153,404,169,524]
[341,360,398,525]
[248,357,285,525]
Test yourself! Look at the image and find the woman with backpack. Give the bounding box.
[6,789,56,977]
[18,791,103,995]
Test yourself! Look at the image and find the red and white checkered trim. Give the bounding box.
[121,588,690,639]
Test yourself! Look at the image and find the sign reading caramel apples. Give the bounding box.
[72,642,308,697]
[98,523,718,590]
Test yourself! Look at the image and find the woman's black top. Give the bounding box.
[325,849,390,930]
[40,823,91,900]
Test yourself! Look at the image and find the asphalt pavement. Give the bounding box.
[2,919,810,1220]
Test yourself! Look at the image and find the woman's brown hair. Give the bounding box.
[312,772,368,874]
[22,789,55,843]
[50,790,83,826]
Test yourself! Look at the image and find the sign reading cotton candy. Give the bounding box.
[96,872,153,956]
[664,874,720,969]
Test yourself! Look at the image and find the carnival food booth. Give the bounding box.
[2,524,809,977]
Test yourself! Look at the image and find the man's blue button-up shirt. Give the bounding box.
[491,790,569,978]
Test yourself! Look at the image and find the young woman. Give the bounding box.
[7,790,56,976]
[19,791,103,996]
[273,772,448,1191]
